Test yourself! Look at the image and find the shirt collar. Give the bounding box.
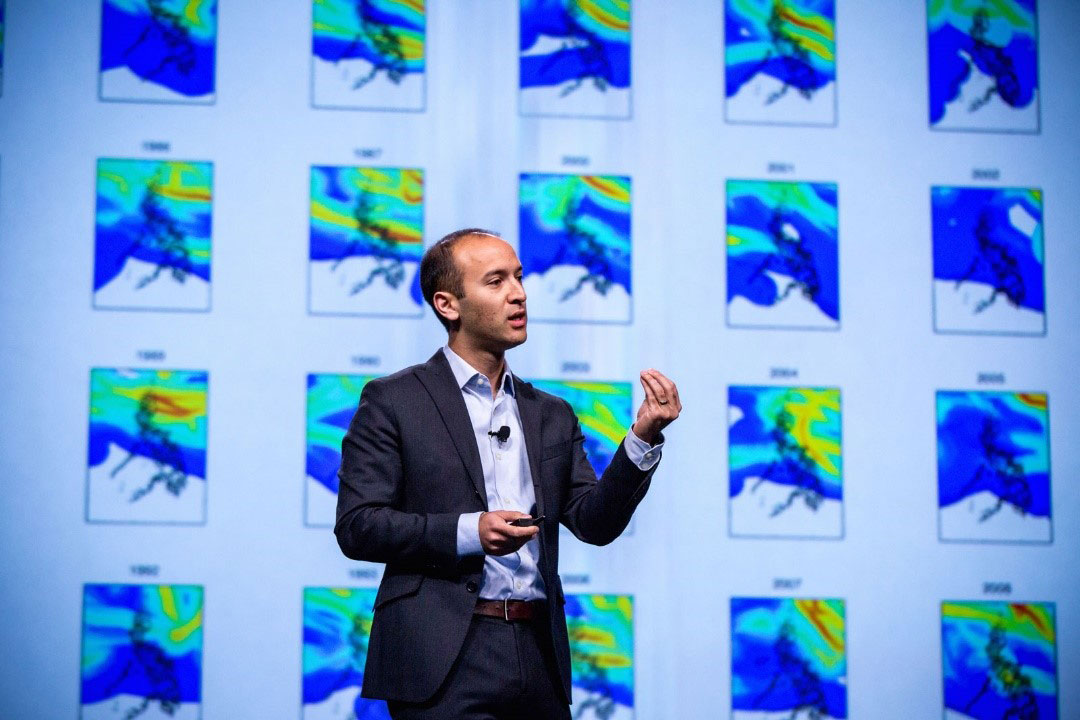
[441,346,516,397]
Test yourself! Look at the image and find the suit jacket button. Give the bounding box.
[465,581,478,593]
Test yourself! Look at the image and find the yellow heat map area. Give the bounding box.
[106,382,207,431]
[182,0,213,28]
[781,389,840,476]
[775,1,834,62]
[581,175,630,205]
[313,0,425,61]
[795,599,844,655]
[943,602,1055,644]
[158,586,202,644]
[99,162,211,204]
[556,382,629,446]
[930,0,1035,31]
[1017,392,1047,411]
[310,168,423,245]
[576,0,630,33]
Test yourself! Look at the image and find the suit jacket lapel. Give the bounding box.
[514,377,545,520]
[417,351,488,507]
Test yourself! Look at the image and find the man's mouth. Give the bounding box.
[508,310,527,328]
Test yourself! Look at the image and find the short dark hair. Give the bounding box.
[420,228,500,331]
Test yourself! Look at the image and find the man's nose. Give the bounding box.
[510,276,526,303]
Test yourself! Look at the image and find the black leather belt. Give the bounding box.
[474,599,545,621]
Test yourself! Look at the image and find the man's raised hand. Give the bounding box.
[632,369,681,445]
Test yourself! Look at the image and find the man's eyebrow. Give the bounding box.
[482,266,522,279]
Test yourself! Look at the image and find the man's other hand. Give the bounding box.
[479,511,541,556]
[632,369,682,445]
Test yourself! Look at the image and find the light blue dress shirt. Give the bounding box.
[443,346,663,600]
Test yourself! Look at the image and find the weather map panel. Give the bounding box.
[566,594,634,720]
[520,0,631,118]
[306,374,379,527]
[932,186,1045,336]
[726,180,839,330]
[927,0,1039,132]
[99,0,217,104]
[725,0,836,126]
[731,597,847,720]
[311,0,426,111]
[94,159,213,312]
[81,584,203,719]
[302,587,390,720]
[519,173,632,324]
[941,601,1057,719]
[86,368,208,525]
[937,391,1051,543]
[728,385,843,539]
[309,166,425,317]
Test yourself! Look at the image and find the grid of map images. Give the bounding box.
[59,0,1064,715]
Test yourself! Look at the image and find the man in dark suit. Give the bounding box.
[335,228,681,718]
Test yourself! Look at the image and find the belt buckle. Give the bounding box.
[503,598,510,622]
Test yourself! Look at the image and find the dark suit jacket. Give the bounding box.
[335,350,659,703]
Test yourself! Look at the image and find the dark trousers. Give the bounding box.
[387,614,571,720]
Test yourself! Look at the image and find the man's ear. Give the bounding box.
[432,290,459,323]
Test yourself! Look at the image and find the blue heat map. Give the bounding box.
[928,0,1038,126]
[94,159,213,296]
[942,601,1057,719]
[307,373,377,497]
[81,584,203,712]
[731,597,847,718]
[312,0,425,83]
[303,587,390,719]
[88,368,209,494]
[729,385,843,509]
[309,165,425,308]
[932,186,1044,316]
[725,0,836,99]
[528,380,632,478]
[937,391,1050,520]
[519,173,632,298]
[100,0,217,97]
[565,594,634,717]
[520,0,630,96]
[727,180,839,325]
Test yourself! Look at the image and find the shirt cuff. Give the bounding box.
[624,429,663,471]
[456,511,485,556]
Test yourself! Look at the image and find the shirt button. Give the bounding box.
[466,581,478,593]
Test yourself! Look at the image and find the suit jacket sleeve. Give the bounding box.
[556,398,661,546]
[334,379,459,570]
